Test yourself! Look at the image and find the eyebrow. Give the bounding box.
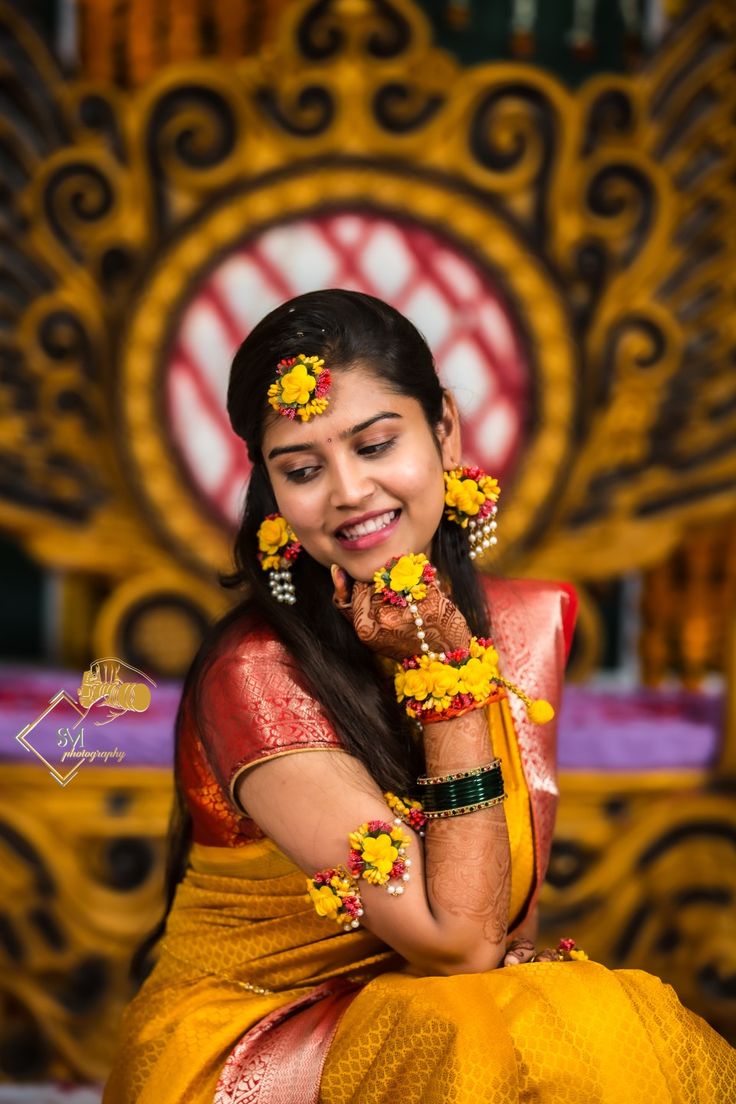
[266,412,402,460]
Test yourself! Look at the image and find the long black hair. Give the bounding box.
[134,289,490,980]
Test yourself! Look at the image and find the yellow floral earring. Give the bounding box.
[443,467,500,560]
[256,514,301,604]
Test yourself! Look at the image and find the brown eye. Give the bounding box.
[359,438,396,457]
[284,465,320,483]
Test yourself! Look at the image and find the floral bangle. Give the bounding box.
[370,552,555,725]
[395,636,503,723]
[373,553,437,607]
[306,813,416,931]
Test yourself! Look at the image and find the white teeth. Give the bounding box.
[340,510,397,541]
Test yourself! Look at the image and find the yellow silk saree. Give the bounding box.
[103,582,735,1102]
[103,696,735,1103]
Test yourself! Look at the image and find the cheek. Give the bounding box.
[399,454,446,531]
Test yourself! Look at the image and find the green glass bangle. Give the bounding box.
[419,764,505,814]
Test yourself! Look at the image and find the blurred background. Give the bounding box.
[1,0,735,1092]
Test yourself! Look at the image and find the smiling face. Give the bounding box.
[262,364,462,581]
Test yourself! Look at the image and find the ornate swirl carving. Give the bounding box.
[365,0,412,59]
[582,88,636,155]
[145,86,235,168]
[585,163,654,265]
[295,0,344,61]
[145,84,238,216]
[469,83,554,203]
[541,785,736,1041]
[255,84,334,137]
[76,92,127,163]
[373,83,444,133]
[294,0,411,62]
[37,308,97,380]
[604,313,667,375]
[42,161,115,260]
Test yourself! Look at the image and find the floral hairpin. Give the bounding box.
[267,354,331,422]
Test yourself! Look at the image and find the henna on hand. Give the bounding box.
[332,567,471,660]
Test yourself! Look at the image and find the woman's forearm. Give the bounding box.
[420,707,511,972]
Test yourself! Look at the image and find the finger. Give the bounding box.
[533,949,558,963]
[504,939,535,966]
[330,564,352,606]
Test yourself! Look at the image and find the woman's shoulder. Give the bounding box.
[198,615,305,696]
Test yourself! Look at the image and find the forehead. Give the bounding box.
[262,365,416,451]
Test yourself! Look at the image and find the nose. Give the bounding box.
[327,454,375,510]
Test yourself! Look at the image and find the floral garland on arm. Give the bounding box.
[307,812,422,932]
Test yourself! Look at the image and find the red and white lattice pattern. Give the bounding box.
[167,212,530,526]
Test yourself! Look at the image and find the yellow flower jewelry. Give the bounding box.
[443,466,500,560]
[373,553,436,607]
[307,814,416,931]
[371,551,554,724]
[256,513,301,604]
[267,354,331,421]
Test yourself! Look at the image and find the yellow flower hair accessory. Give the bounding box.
[443,466,500,560]
[267,354,331,421]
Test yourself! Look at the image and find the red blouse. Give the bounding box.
[178,623,344,847]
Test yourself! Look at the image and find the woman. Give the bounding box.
[104,289,735,1103]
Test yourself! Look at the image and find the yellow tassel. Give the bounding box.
[527,699,554,724]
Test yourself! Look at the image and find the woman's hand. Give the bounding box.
[503,938,573,965]
[331,563,471,661]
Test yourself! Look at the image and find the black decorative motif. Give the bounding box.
[296,0,344,61]
[468,83,555,243]
[0,1008,51,1079]
[585,163,653,267]
[255,84,334,138]
[373,84,444,133]
[77,92,127,163]
[546,839,596,889]
[638,819,736,868]
[54,955,109,1015]
[27,906,66,952]
[42,160,115,262]
[582,89,635,156]
[103,837,156,891]
[698,962,736,1001]
[612,900,651,962]
[0,820,54,896]
[365,0,411,59]
[38,308,97,381]
[145,84,238,226]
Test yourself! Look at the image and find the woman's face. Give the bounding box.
[262,364,462,582]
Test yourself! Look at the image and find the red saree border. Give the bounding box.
[214,980,359,1104]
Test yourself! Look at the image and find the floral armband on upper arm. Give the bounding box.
[306,793,427,931]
